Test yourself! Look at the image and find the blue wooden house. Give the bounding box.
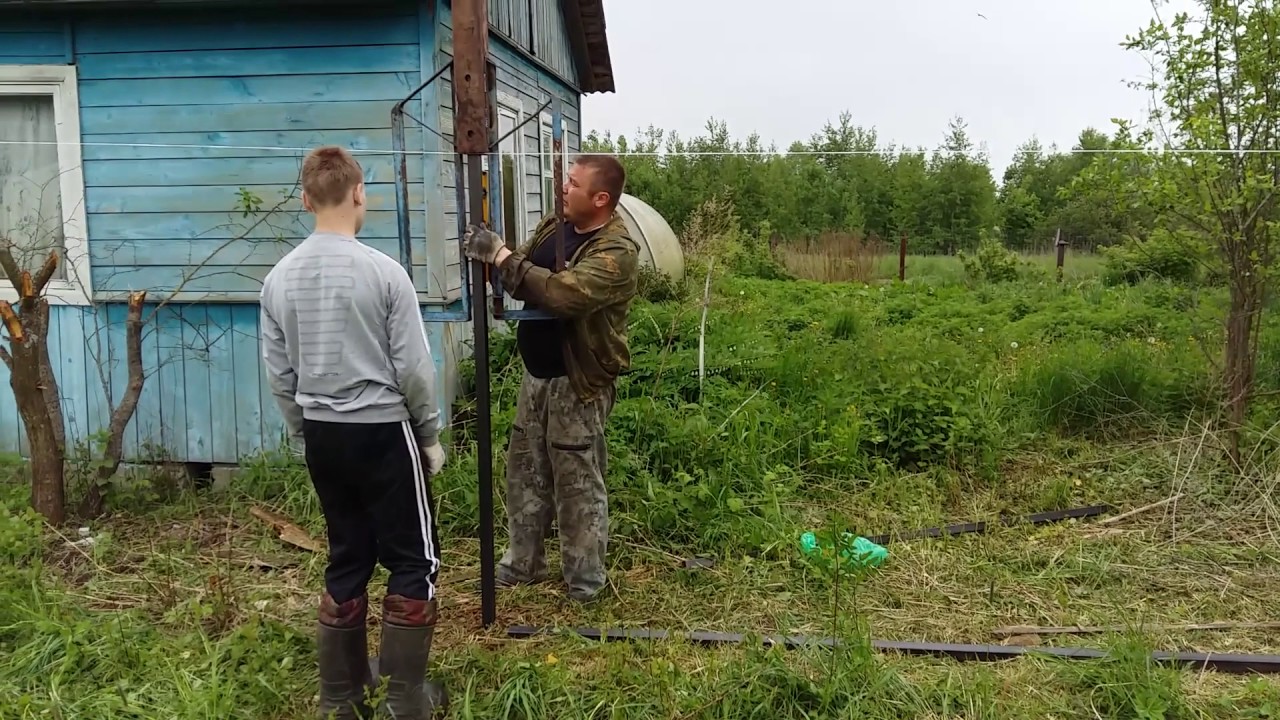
[0,0,614,466]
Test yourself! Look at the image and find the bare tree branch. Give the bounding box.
[0,237,25,289]
[30,250,60,299]
[80,290,147,518]
[0,300,23,343]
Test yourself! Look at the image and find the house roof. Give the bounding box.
[0,0,616,94]
[562,0,614,94]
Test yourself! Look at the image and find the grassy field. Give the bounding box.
[4,255,1280,718]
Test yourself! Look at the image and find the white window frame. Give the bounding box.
[495,92,527,243]
[539,110,568,214]
[0,65,91,306]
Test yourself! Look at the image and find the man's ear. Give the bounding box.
[354,182,366,207]
[301,191,314,213]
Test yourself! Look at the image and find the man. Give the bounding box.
[462,153,639,604]
[260,145,449,720]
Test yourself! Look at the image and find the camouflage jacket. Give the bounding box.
[497,211,639,401]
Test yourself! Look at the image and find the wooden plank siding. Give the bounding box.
[0,17,70,64]
[480,0,577,88]
[0,4,436,462]
[0,303,291,464]
[64,3,433,301]
[0,0,589,463]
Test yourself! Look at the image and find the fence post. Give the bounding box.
[898,232,907,282]
[1054,228,1066,282]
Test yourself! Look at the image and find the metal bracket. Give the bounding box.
[391,60,452,295]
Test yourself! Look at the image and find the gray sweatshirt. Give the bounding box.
[259,231,440,447]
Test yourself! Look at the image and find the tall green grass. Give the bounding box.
[431,272,1240,561]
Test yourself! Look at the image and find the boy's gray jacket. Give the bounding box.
[259,232,440,447]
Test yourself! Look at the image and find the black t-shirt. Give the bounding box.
[515,222,600,378]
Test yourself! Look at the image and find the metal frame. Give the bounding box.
[393,66,567,324]
[389,59,474,322]
[506,626,1280,674]
[488,96,565,321]
[387,2,567,623]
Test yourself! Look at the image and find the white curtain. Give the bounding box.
[0,94,67,276]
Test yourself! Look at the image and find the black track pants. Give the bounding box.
[302,418,442,603]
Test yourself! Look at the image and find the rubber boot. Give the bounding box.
[378,594,448,719]
[317,592,373,720]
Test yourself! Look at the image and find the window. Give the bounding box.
[539,111,568,214]
[541,116,553,213]
[0,65,90,305]
[495,94,525,246]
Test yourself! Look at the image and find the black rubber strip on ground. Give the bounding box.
[861,503,1114,546]
[504,625,1280,674]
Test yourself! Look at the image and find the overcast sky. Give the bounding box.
[580,0,1199,179]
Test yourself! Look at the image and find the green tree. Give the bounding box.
[589,113,1089,257]
[1089,0,1280,463]
[924,117,997,253]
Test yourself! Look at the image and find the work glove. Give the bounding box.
[462,224,504,264]
[421,440,446,476]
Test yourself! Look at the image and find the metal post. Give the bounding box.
[1054,228,1066,282]
[898,232,907,282]
[452,0,496,628]
[468,153,495,629]
[485,60,506,319]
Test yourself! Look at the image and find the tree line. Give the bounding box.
[583,113,1147,255]
[586,0,1280,475]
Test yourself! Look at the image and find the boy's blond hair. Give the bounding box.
[301,145,364,208]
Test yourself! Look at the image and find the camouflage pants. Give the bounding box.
[497,369,615,600]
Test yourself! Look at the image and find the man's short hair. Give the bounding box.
[301,145,364,208]
[574,154,626,210]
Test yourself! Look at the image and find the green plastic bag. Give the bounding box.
[800,531,888,569]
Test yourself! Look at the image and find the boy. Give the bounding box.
[259,145,448,719]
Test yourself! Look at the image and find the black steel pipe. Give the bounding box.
[468,153,497,628]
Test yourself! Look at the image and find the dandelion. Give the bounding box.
[1010,341,1019,349]
[978,327,985,334]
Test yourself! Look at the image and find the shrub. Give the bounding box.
[636,264,683,303]
[1101,229,1207,286]
[958,234,1022,283]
